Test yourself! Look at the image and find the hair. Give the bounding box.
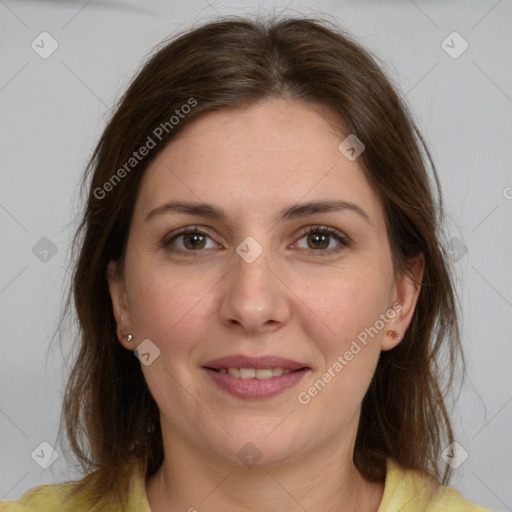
[59,14,463,508]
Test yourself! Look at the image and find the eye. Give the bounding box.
[294,225,350,254]
[163,226,220,253]
[162,225,350,256]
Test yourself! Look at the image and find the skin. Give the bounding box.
[108,97,424,512]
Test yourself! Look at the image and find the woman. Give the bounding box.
[0,15,495,512]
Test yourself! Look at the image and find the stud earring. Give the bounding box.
[126,333,134,342]
[386,329,400,341]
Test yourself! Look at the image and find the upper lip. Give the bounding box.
[203,355,309,371]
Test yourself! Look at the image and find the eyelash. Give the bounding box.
[162,225,350,257]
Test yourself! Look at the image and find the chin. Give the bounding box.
[205,416,306,468]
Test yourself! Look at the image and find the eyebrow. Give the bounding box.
[145,199,371,225]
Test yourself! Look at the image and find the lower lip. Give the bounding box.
[204,368,308,399]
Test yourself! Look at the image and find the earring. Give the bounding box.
[126,333,134,342]
[386,329,401,341]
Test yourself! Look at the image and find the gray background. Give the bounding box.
[1,0,511,510]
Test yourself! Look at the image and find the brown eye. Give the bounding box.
[295,226,349,254]
[164,228,219,253]
[183,232,207,250]
[307,232,329,250]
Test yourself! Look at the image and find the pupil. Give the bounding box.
[185,233,205,250]
[308,233,328,250]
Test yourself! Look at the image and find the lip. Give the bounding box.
[202,354,309,399]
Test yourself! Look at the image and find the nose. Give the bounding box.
[217,245,291,334]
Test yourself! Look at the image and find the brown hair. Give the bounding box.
[59,15,463,507]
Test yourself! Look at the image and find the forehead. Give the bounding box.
[135,98,384,225]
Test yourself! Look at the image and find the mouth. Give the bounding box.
[202,355,310,399]
[210,367,295,379]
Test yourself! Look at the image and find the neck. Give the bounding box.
[146,429,384,512]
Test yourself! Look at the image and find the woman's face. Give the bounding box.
[109,98,421,468]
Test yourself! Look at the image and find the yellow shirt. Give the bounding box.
[0,459,495,511]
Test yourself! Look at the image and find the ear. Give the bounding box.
[381,253,425,351]
[107,260,134,350]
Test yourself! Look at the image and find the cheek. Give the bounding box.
[125,263,220,351]
[290,262,394,350]
[295,272,386,426]
[290,263,392,411]
[126,267,218,424]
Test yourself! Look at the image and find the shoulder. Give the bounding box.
[0,481,88,512]
[0,466,150,512]
[379,459,496,512]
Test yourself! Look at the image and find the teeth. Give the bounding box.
[256,369,273,379]
[219,368,293,379]
[227,368,240,378]
[240,368,256,379]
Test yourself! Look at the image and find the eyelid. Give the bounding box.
[162,225,221,253]
[163,225,210,243]
[296,224,348,239]
[292,225,351,255]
